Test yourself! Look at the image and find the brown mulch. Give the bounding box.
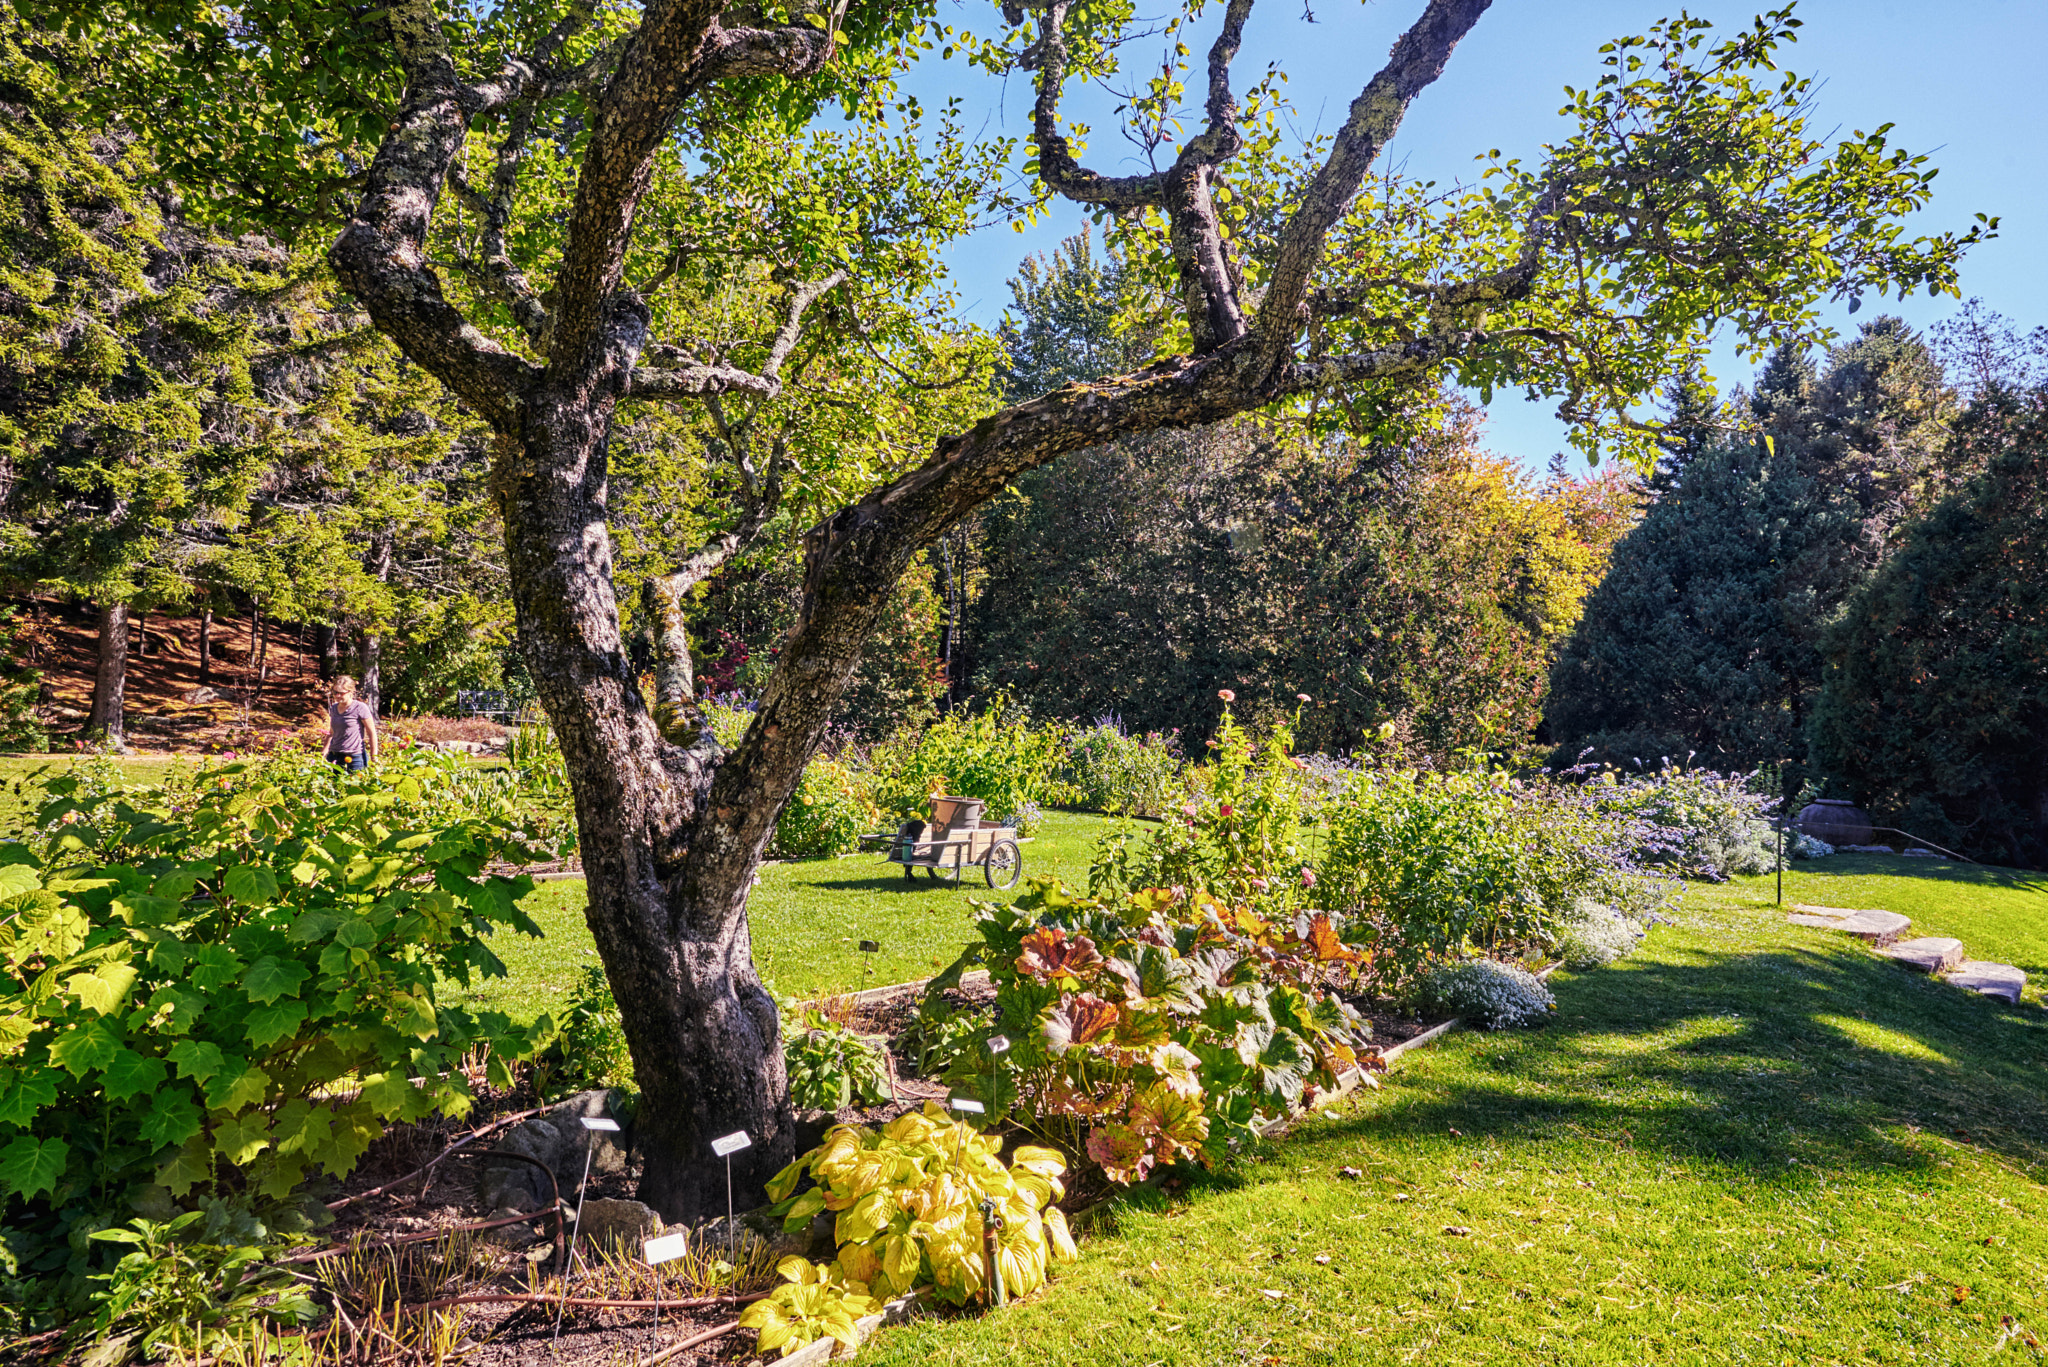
[7,594,508,755]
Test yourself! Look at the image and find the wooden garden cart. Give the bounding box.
[865,795,1026,888]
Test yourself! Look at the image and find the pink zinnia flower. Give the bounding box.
[1182,802,1199,819]
[1218,803,1234,818]
[1297,693,1311,703]
[1301,867,1317,888]
[1250,877,1269,891]
[1217,689,1236,702]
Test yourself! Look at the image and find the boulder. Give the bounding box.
[1946,961,2026,1004]
[181,686,218,705]
[1785,906,1911,947]
[576,1197,662,1252]
[475,1089,636,1209]
[1875,937,1965,973]
[484,1205,545,1250]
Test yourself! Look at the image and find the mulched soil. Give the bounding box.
[260,962,1451,1365]
[7,595,507,754]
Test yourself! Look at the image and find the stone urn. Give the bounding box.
[1797,798,1873,846]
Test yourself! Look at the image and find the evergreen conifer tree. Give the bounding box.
[1808,389,2048,867]
[1545,319,1956,776]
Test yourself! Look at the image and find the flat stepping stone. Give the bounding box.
[1786,907,1911,947]
[1876,937,1965,973]
[1946,961,2026,1004]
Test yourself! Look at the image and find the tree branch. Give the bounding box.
[330,0,542,429]
[1252,0,1493,362]
[1028,3,1168,210]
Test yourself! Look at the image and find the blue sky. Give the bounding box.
[906,0,2046,469]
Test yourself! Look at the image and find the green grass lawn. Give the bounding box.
[1707,852,2047,1008]
[865,862,2048,1366]
[455,809,1133,1019]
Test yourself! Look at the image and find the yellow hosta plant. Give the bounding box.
[738,1257,882,1359]
[764,1102,1079,1307]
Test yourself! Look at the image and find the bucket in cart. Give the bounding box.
[930,795,985,831]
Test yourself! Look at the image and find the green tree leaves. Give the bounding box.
[0,1134,68,1199]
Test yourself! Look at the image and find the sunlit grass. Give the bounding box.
[863,875,2048,1366]
[455,809,1132,1019]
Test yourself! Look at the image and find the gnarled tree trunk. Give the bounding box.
[324,0,1491,1221]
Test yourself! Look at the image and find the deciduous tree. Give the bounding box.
[48,0,1988,1216]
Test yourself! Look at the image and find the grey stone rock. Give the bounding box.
[485,1205,544,1250]
[1901,848,1939,858]
[1947,960,2026,1004]
[475,1089,635,1211]
[181,686,218,704]
[1785,906,1910,946]
[575,1197,662,1252]
[1876,937,1966,973]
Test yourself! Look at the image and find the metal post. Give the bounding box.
[552,1143,597,1351]
[1776,821,1784,906]
[710,1131,752,1278]
[556,1115,621,1351]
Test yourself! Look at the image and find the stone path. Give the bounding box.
[1788,904,2030,1005]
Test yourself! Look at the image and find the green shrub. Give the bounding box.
[0,609,46,753]
[869,700,1064,833]
[1593,763,1777,880]
[770,758,881,860]
[535,965,635,1097]
[782,1010,891,1113]
[1060,722,1182,818]
[1091,703,1670,990]
[0,753,551,1320]
[1087,701,1318,918]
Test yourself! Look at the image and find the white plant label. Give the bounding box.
[580,1116,622,1133]
[948,1096,986,1114]
[643,1232,692,1266]
[711,1130,752,1157]
[986,1035,1011,1055]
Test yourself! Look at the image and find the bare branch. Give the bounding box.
[330,0,541,428]
[761,270,847,382]
[640,436,791,742]
[620,363,781,401]
[1029,3,1168,210]
[1253,0,1493,360]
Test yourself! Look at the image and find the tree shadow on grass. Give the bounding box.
[1289,933,2048,1191]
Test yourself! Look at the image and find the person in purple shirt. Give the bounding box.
[323,675,380,771]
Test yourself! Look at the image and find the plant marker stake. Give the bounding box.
[985,1035,1010,1125]
[643,1231,691,1334]
[947,1094,985,1173]
[711,1131,751,1271]
[554,1115,621,1351]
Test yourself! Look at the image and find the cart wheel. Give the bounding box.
[984,839,1022,890]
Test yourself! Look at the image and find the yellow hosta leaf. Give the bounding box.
[1045,1206,1078,1261]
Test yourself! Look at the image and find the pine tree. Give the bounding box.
[1808,388,2048,867]
[1544,320,1961,777]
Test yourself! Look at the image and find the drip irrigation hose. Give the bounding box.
[327,1106,547,1211]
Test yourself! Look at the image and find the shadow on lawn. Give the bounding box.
[1301,934,2048,1189]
